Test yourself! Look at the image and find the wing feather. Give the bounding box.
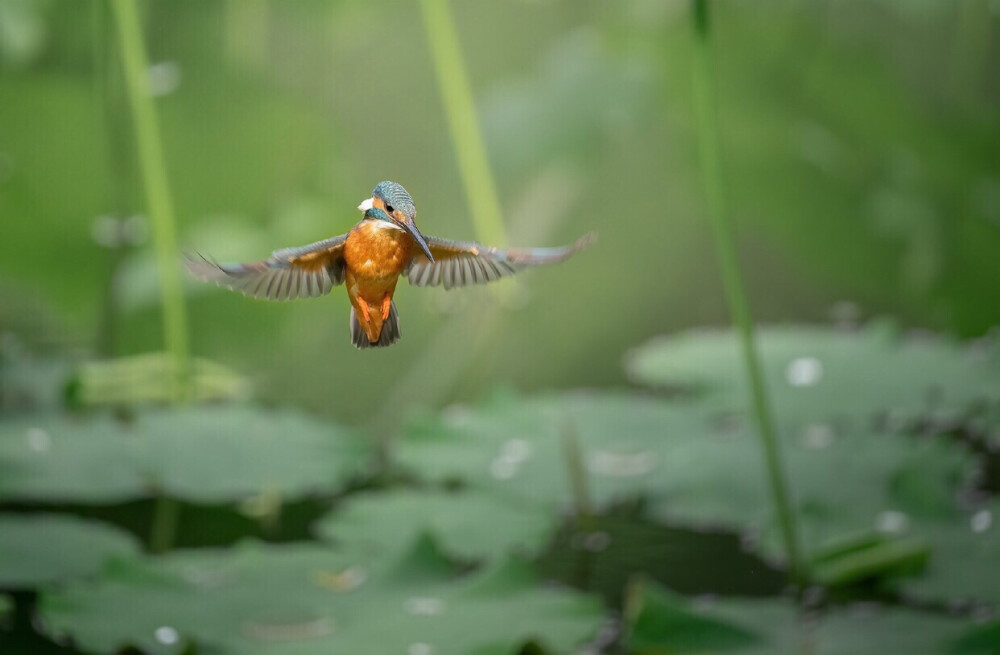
[185,233,348,301]
[405,232,594,289]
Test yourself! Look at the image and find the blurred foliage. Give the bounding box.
[71,352,248,406]
[41,539,603,655]
[315,488,554,564]
[1,1,999,654]
[0,406,368,504]
[1,1,998,422]
[2,324,998,653]
[0,514,139,588]
[623,579,761,654]
[627,588,983,655]
[626,324,1000,429]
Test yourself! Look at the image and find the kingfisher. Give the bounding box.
[185,181,593,349]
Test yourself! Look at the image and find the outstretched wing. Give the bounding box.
[405,232,595,290]
[184,234,349,301]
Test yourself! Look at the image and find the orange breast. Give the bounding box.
[344,221,414,278]
[344,221,414,300]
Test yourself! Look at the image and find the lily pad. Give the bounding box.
[624,325,998,599]
[315,488,556,564]
[396,392,971,560]
[40,537,603,655]
[623,577,761,653]
[899,499,1000,606]
[538,511,786,603]
[397,392,707,511]
[625,324,1000,432]
[708,598,982,655]
[951,620,1000,655]
[0,514,140,588]
[625,579,980,655]
[0,406,370,504]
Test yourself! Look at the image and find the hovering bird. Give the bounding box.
[185,181,593,349]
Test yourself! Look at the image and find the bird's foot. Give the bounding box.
[357,298,372,323]
[381,294,391,320]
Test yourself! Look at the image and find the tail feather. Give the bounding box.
[351,302,401,349]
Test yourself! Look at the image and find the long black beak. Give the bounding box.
[400,219,434,262]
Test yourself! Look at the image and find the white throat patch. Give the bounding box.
[371,220,406,233]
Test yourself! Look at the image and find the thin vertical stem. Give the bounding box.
[111,0,190,401]
[690,0,802,582]
[560,419,596,591]
[418,0,508,249]
[111,0,188,552]
[559,419,593,525]
[148,494,180,554]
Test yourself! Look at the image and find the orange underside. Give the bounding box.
[343,222,415,343]
[347,274,400,343]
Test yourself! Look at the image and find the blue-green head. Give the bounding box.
[357,181,433,261]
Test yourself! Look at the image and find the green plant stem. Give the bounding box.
[559,419,593,527]
[418,0,508,249]
[149,497,179,555]
[111,0,190,401]
[690,0,802,583]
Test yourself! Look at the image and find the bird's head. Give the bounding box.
[358,181,434,262]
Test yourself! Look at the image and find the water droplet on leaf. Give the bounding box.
[875,510,910,534]
[25,427,51,453]
[147,61,182,96]
[800,424,835,449]
[154,626,179,645]
[971,509,992,534]
[404,597,445,616]
[786,357,823,387]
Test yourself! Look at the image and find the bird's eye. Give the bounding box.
[385,204,395,214]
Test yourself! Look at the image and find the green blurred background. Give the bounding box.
[1,1,999,654]
[2,0,997,423]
